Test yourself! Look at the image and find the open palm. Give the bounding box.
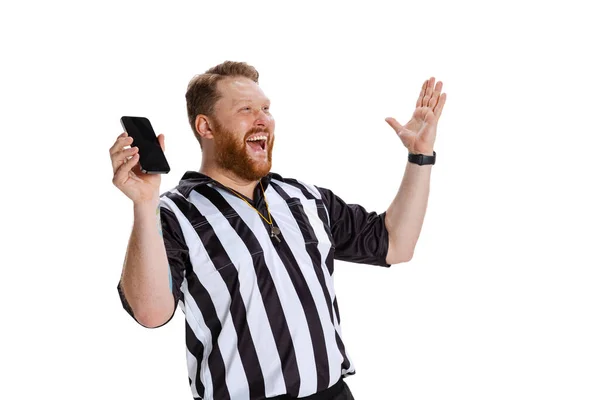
[386,77,447,155]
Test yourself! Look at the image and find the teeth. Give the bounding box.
[247,135,267,142]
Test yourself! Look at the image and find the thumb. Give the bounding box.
[157,134,165,151]
[385,117,403,134]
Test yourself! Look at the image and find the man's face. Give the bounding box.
[210,77,275,182]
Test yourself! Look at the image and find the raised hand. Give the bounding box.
[385,77,447,155]
[110,132,166,204]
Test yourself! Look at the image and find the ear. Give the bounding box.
[195,115,214,140]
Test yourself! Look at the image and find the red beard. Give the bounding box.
[212,120,274,181]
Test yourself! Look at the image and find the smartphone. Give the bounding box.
[120,116,170,174]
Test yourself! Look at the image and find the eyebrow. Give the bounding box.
[232,98,270,106]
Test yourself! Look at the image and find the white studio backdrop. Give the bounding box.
[1,0,599,399]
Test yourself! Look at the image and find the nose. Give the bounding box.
[255,118,266,129]
[254,109,270,129]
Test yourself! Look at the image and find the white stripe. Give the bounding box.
[287,179,331,225]
[184,190,249,400]
[271,180,355,376]
[182,280,214,400]
[165,191,248,400]
[186,348,201,399]
[269,181,343,387]
[162,195,215,399]
[216,185,319,397]
[189,189,287,398]
[287,179,323,200]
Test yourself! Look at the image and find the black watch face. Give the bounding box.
[409,152,435,165]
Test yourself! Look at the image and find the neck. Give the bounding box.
[200,162,259,200]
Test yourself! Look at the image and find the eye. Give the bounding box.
[263,106,270,112]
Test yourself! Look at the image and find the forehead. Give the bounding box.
[216,77,269,106]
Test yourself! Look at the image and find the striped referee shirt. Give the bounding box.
[118,171,390,400]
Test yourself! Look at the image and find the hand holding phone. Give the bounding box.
[120,116,170,174]
[110,118,168,205]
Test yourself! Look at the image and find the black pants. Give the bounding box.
[267,379,355,400]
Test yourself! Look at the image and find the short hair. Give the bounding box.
[185,61,260,148]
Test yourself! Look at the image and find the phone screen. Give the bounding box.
[120,116,170,174]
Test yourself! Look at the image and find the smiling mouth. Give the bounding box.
[246,137,267,152]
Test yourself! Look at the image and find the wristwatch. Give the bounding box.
[408,151,436,165]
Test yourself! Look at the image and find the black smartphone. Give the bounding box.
[120,116,170,174]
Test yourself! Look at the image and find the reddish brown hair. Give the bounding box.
[185,61,260,148]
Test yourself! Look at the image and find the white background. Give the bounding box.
[1,0,599,399]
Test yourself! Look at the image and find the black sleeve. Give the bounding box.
[117,205,189,327]
[317,186,391,267]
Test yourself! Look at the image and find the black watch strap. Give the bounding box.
[408,151,436,165]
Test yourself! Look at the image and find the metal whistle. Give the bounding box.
[271,226,281,243]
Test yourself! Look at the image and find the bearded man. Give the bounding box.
[110,61,446,400]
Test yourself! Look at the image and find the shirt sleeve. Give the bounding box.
[117,203,189,327]
[316,186,391,267]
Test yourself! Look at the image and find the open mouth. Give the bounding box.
[246,135,267,152]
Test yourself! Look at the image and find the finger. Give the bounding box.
[385,117,404,134]
[111,146,139,174]
[416,80,427,107]
[433,93,447,118]
[109,134,134,156]
[428,81,443,108]
[157,134,165,152]
[112,153,140,186]
[428,77,435,91]
[111,146,139,173]
[422,77,435,108]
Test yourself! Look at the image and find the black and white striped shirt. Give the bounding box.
[118,171,390,400]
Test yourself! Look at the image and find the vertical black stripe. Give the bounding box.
[270,183,335,324]
[167,192,231,400]
[271,182,351,379]
[195,186,302,397]
[325,248,334,276]
[332,297,351,372]
[282,180,333,230]
[335,332,351,373]
[283,179,317,200]
[269,227,331,392]
[169,191,266,400]
[186,320,206,399]
[238,185,329,392]
[278,179,335,256]
[291,180,351,372]
[332,297,341,327]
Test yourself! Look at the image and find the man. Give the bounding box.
[110,61,446,400]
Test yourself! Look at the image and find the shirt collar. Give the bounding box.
[175,170,281,199]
